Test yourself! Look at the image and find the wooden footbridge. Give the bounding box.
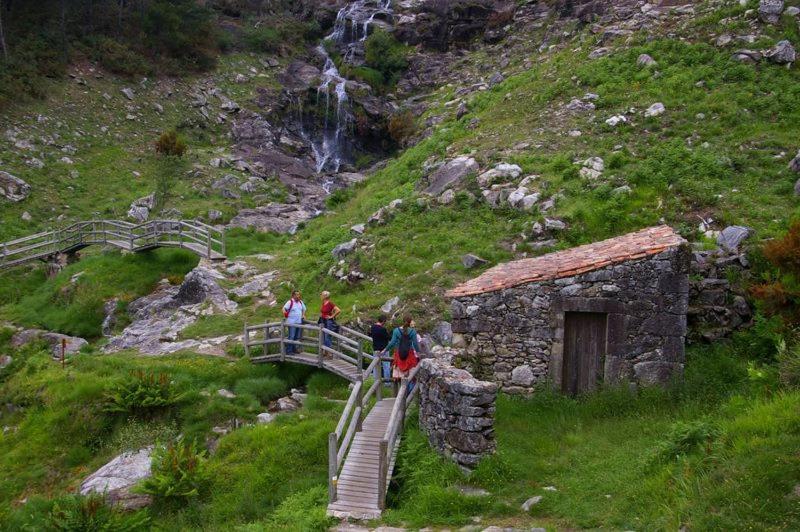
[244,321,420,519]
[0,219,225,270]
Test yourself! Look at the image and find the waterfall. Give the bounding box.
[308,0,393,175]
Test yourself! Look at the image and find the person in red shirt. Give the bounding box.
[319,290,341,349]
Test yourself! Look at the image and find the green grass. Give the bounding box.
[384,341,800,531]
[0,248,198,339]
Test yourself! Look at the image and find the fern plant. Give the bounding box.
[104,371,183,417]
[48,494,149,531]
[136,440,208,503]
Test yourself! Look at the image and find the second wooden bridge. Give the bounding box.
[244,321,420,519]
[0,219,226,270]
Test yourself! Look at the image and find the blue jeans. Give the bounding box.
[286,325,302,354]
[380,355,391,386]
[322,319,334,348]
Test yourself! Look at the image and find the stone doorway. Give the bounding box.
[562,312,608,396]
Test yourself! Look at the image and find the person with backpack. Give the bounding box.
[319,290,341,349]
[282,290,306,355]
[370,315,390,384]
[381,315,421,383]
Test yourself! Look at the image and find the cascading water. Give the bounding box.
[309,0,393,175]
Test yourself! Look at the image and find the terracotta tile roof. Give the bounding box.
[446,225,686,298]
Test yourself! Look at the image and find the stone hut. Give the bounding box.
[446,226,690,395]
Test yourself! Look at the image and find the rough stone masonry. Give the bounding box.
[447,226,691,394]
[417,358,498,469]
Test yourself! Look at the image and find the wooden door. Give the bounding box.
[562,312,607,396]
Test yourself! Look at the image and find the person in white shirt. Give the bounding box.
[282,290,307,355]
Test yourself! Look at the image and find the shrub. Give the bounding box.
[652,420,721,463]
[243,25,282,53]
[47,494,150,531]
[752,222,800,325]
[86,36,152,77]
[105,371,183,416]
[388,111,416,144]
[137,440,209,503]
[364,29,408,87]
[155,130,187,157]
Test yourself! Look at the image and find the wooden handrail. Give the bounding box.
[0,219,226,271]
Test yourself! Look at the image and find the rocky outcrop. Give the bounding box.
[80,447,153,510]
[228,204,317,234]
[105,265,238,355]
[0,171,31,202]
[11,329,88,359]
[417,358,497,470]
[422,156,478,195]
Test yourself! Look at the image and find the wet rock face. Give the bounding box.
[395,0,515,51]
[228,204,318,234]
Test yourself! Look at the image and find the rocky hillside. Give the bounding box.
[2,0,800,529]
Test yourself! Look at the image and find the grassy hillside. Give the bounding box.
[2,1,800,530]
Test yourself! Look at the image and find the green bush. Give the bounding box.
[48,494,150,531]
[652,420,721,463]
[243,26,282,53]
[86,36,152,77]
[105,371,183,417]
[777,337,800,388]
[364,29,408,88]
[137,440,209,503]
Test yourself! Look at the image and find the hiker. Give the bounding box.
[381,315,420,386]
[370,315,390,383]
[319,290,341,349]
[282,290,306,355]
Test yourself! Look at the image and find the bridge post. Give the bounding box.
[280,321,285,361]
[328,432,338,503]
[378,440,388,509]
[243,322,250,358]
[376,354,382,401]
[317,325,324,367]
[206,230,211,259]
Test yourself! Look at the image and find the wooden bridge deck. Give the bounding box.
[243,321,419,521]
[250,352,362,382]
[327,397,398,520]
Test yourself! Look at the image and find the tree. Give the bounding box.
[0,0,8,61]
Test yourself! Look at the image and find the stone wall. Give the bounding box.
[417,358,497,470]
[450,245,691,393]
[689,248,752,342]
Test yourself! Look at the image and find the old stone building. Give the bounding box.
[446,226,691,395]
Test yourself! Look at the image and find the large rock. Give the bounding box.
[462,254,488,269]
[790,150,800,174]
[0,171,31,202]
[633,361,681,386]
[280,61,321,92]
[80,447,153,510]
[11,329,88,359]
[431,321,454,346]
[759,0,785,23]
[332,239,358,260]
[381,296,400,314]
[424,157,479,195]
[765,40,796,64]
[717,226,752,252]
[511,365,535,386]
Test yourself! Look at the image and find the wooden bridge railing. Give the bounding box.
[0,219,225,270]
[378,365,421,509]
